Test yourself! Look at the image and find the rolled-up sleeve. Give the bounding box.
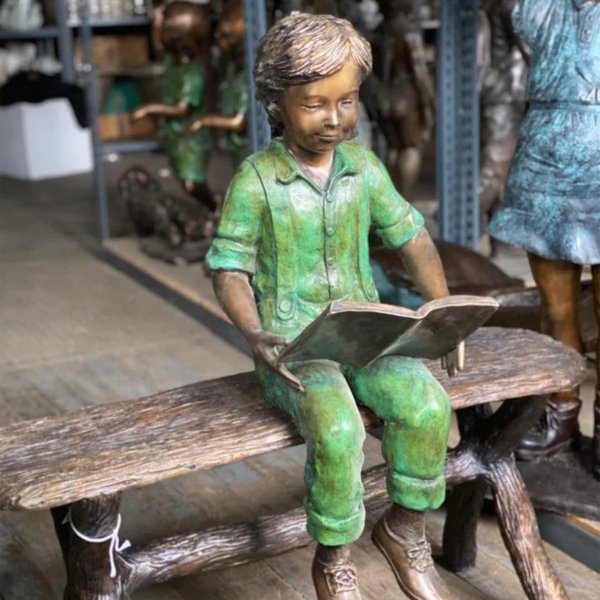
[368,153,424,249]
[205,160,265,274]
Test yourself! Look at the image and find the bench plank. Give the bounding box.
[0,328,585,511]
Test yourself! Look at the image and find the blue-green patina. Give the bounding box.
[206,139,450,545]
[488,0,600,264]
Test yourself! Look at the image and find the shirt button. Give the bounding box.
[279,299,291,312]
[325,194,334,203]
[327,256,334,265]
[326,226,334,236]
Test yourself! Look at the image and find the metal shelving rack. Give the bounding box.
[0,0,74,82]
[75,11,157,240]
[436,0,480,250]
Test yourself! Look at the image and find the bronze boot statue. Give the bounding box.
[372,505,450,600]
[515,395,582,460]
[312,545,362,599]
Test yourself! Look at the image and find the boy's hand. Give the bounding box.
[249,330,305,392]
[441,341,465,377]
[131,107,147,122]
[187,117,204,135]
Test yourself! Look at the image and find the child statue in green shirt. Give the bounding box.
[206,13,461,600]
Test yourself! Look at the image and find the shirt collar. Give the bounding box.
[270,138,361,185]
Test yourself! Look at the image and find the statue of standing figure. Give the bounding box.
[362,0,435,198]
[489,0,600,477]
[478,0,528,253]
[187,0,249,168]
[132,1,217,215]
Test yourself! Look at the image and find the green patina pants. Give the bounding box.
[256,355,451,546]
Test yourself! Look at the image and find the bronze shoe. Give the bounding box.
[515,400,582,461]
[312,546,362,599]
[372,514,450,600]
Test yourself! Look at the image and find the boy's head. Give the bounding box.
[160,1,211,57]
[216,0,245,57]
[254,13,372,128]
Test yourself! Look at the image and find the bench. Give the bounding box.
[0,328,586,600]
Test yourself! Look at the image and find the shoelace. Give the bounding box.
[405,538,434,573]
[323,563,358,595]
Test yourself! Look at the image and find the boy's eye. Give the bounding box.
[340,99,356,107]
[304,104,322,110]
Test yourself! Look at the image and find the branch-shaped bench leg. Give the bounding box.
[62,494,132,600]
[442,397,569,600]
[443,405,492,571]
[490,459,567,600]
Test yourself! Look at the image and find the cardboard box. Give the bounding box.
[97,112,155,141]
[75,35,149,74]
[0,99,93,180]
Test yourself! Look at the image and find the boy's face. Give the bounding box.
[279,63,361,159]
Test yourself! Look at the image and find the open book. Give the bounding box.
[277,295,499,368]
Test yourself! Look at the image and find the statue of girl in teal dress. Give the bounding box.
[488,0,600,473]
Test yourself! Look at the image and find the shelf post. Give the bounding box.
[242,0,270,152]
[436,0,480,250]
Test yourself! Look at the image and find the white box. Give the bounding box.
[0,98,93,180]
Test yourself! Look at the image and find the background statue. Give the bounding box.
[132,1,216,214]
[362,0,435,198]
[489,0,600,477]
[478,0,528,253]
[188,0,249,168]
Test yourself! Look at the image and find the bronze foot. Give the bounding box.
[372,510,450,600]
[515,400,582,461]
[312,544,362,599]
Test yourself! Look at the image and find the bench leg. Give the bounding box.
[61,494,132,600]
[489,459,567,600]
[443,397,569,600]
[443,405,491,571]
[441,479,488,571]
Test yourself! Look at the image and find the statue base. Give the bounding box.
[517,437,600,521]
[140,236,212,265]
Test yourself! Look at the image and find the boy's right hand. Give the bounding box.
[249,330,305,393]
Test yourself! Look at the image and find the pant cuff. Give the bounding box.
[387,471,446,511]
[305,500,366,546]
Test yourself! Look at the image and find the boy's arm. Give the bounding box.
[132,100,190,121]
[188,112,246,134]
[396,229,465,376]
[213,270,304,391]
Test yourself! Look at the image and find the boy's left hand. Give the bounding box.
[441,341,465,377]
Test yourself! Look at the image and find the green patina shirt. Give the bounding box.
[161,53,211,181]
[206,139,424,337]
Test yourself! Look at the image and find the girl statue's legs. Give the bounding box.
[517,253,584,459]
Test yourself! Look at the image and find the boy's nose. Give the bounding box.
[324,108,340,127]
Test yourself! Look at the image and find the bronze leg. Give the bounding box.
[527,253,583,359]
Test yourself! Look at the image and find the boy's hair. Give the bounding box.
[254,13,372,126]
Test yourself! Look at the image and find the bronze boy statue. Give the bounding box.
[206,13,460,600]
